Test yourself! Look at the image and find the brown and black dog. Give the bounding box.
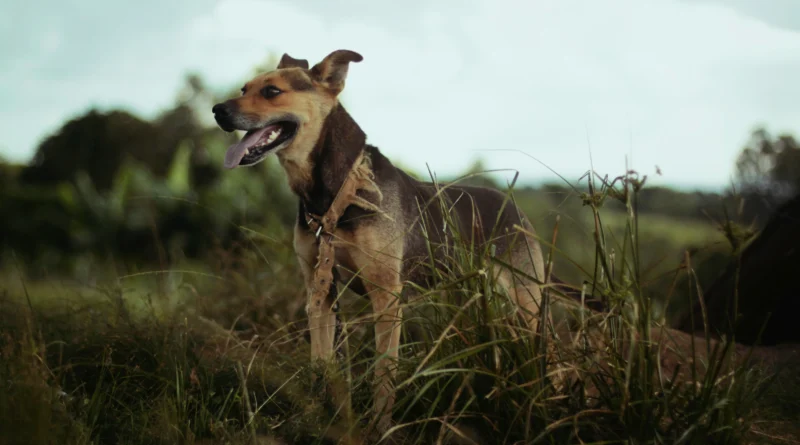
[212,49,550,431]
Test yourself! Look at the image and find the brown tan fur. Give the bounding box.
[212,50,550,433]
[222,59,340,196]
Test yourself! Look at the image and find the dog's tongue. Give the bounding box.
[224,127,272,169]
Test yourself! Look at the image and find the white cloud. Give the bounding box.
[1,0,799,190]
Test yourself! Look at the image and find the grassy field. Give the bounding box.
[2,171,798,445]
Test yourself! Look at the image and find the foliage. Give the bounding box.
[736,127,800,200]
[1,57,798,445]
[734,127,800,225]
[0,168,788,444]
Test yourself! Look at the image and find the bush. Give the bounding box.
[0,167,783,445]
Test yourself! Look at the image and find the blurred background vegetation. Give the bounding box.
[2,56,800,324]
[2,55,800,444]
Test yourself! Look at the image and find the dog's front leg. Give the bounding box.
[306,281,337,361]
[367,280,403,432]
[294,227,337,361]
[306,238,338,361]
[341,226,404,433]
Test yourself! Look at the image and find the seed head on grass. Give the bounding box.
[0,163,779,444]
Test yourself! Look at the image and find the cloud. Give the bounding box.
[0,0,217,159]
[1,0,799,190]
[687,0,800,32]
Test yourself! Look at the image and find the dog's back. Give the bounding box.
[355,146,546,321]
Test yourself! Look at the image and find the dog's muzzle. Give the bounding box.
[212,102,237,133]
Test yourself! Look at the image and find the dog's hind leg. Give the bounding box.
[496,229,547,331]
[495,229,568,385]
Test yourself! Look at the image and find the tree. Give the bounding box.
[675,192,800,345]
[730,127,800,226]
[735,128,800,201]
[20,74,212,192]
[669,127,800,344]
[20,110,157,191]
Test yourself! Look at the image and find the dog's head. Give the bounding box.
[212,49,363,169]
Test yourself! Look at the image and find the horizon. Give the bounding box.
[0,99,734,194]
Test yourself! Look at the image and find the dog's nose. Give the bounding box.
[212,103,236,132]
[212,103,229,116]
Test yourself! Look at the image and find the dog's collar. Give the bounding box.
[303,149,373,356]
[304,149,386,239]
[304,150,365,239]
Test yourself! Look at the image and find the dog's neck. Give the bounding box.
[282,103,367,215]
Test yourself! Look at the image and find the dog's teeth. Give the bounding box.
[244,148,250,155]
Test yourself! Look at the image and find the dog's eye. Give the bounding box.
[260,86,282,99]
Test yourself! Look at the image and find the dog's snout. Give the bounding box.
[212,102,237,132]
[212,103,229,116]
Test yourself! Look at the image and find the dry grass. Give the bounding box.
[0,169,795,445]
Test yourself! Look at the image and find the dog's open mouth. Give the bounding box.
[224,121,298,169]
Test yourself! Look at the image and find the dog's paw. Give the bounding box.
[376,413,393,433]
[366,412,400,444]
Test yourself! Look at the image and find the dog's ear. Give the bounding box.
[309,50,363,95]
[277,53,309,70]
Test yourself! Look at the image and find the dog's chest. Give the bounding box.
[332,245,361,289]
[293,224,368,292]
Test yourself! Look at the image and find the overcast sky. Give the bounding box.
[2,0,799,190]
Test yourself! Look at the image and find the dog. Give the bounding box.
[212,49,551,432]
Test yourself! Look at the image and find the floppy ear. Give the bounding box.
[309,49,363,94]
[277,53,309,70]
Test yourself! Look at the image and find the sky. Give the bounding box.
[1,0,799,191]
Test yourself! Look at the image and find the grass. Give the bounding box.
[510,185,731,320]
[0,167,795,445]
